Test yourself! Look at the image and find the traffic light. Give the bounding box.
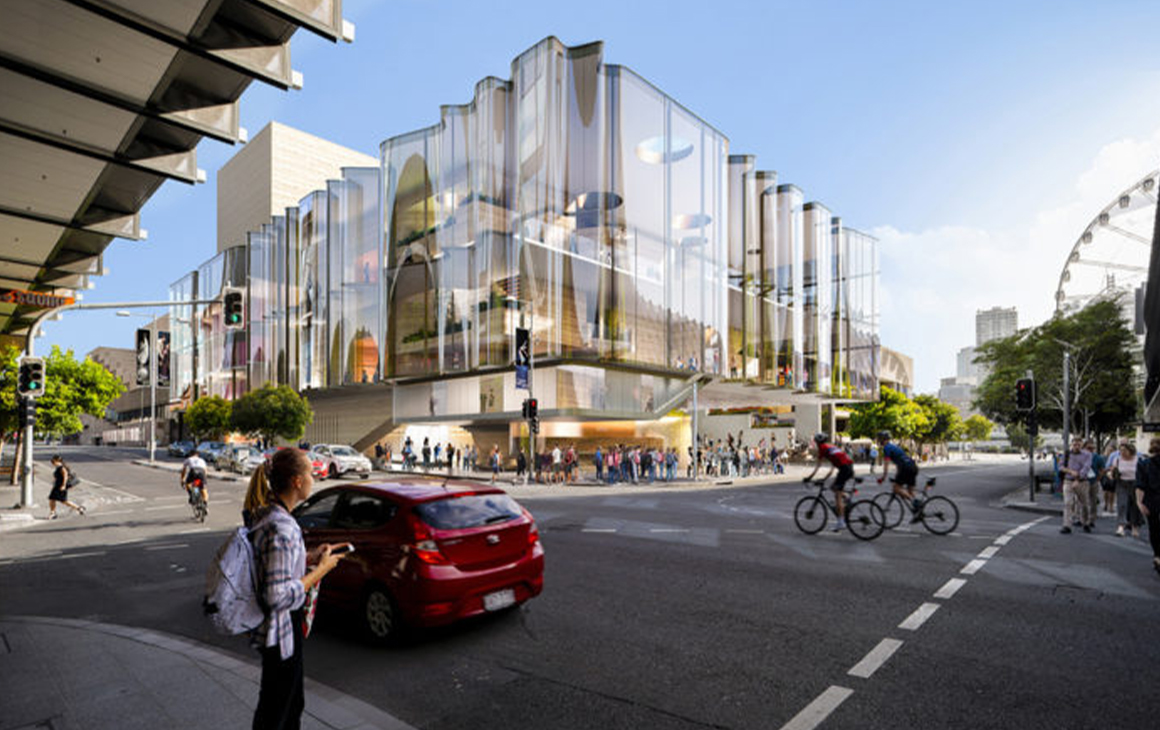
[223,288,244,329]
[17,357,45,397]
[525,398,537,420]
[18,397,37,428]
[1015,378,1036,411]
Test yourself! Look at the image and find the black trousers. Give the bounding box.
[254,611,305,730]
[1145,508,1160,560]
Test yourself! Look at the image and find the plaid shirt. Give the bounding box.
[249,504,306,660]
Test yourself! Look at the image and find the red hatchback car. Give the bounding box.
[293,480,544,642]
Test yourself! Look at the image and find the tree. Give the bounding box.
[962,414,994,443]
[913,394,963,449]
[185,395,232,441]
[847,386,929,442]
[975,299,1138,442]
[1006,421,1041,453]
[231,384,313,445]
[1,345,124,482]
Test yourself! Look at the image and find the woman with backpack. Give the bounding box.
[248,448,349,729]
[47,454,84,519]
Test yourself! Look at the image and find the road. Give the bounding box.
[1,447,1157,729]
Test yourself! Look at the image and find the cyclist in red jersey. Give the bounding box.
[803,433,856,531]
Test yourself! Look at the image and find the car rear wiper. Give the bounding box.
[483,513,517,525]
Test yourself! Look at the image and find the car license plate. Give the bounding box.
[483,588,516,612]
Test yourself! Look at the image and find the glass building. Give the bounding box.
[169,37,879,449]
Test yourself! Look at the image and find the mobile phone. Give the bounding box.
[331,544,355,555]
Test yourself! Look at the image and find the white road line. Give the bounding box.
[154,496,187,502]
[977,546,1000,559]
[178,528,211,535]
[898,602,941,631]
[581,528,618,533]
[968,535,994,540]
[145,544,189,551]
[778,686,855,730]
[848,638,904,679]
[725,529,765,534]
[933,578,967,600]
[994,535,1012,545]
[960,559,988,575]
[59,551,106,560]
[649,528,690,533]
[144,505,184,511]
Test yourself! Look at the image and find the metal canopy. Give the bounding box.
[0,0,352,341]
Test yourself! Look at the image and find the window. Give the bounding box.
[414,494,523,530]
[333,493,395,530]
[294,492,341,530]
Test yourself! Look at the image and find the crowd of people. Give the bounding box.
[1055,436,1160,575]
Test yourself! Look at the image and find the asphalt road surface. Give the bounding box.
[2,447,1157,729]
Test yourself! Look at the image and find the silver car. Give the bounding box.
[217,444,256,473]
[311,444,372,479]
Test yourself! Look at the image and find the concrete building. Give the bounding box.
[976,306,1017,346]
[79,318,171,446]
[879,346,914,397]
[217,122,377,253]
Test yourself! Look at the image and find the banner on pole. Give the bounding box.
[515,327,529,390]
[135,328,151,386]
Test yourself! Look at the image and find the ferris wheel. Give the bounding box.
[1055,170,1157,320]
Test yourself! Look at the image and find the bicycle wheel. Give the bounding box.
[919,496,959,535]
[794,496,828,534]
[846,500,885,541]
[872,492,904,529]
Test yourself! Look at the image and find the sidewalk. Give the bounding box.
[0,615,415,730]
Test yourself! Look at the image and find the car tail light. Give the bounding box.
[524,509,540,547]
[406,512,450,565]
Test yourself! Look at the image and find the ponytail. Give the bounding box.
[244,464,271,515]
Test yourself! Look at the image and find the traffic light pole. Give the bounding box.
[18,298,219,508]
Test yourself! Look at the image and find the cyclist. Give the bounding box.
[876,431,922,519]
[181,448,209,507]
[803,433,856,531]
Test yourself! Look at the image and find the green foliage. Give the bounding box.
[1006,421,1042,452]
[231,384,313,444]
[913,394,963,446]
[962,414,994,442]
[185,395,232,441]
[974,299,1138,435]
[847,386,930,442]
[0,345,125,438]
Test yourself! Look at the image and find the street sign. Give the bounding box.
[0,288,75,308]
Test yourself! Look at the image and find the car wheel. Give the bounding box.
[363,586,399,644]
[329,464,338,479]
[360,472,369,479]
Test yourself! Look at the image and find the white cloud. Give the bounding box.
[874,128,1160,394]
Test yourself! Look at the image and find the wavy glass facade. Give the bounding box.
[170,37,879,432]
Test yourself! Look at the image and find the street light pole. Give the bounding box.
[1062,349,1071,451]
[149,314,157,463]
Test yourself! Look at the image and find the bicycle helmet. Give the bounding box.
[813,432,829,444]
[876,430,892,443]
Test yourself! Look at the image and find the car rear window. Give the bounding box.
[414,494,523,530]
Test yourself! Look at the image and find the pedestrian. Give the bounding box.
[1115,442,1143,538]
[490,445,501,484]
[446,444,455,475]
[47,454,84,518]
[422,437,431,470]
[1084,439,1101,520]
[516,450,527,479]
[1133,438,1160,575]
[594,445,604,483]
[1060,437,1094,534]
[249,449,349,730]
[1099,443,1118,516]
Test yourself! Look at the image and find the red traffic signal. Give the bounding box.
[1015,378,1035,411]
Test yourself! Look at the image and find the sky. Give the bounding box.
[40,0,1160,393]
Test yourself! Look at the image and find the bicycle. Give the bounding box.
[871,477,959,535]
[187,474,208,523]
[794,476,885,541]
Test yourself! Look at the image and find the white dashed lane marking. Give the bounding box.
[778,686,855,730]
[847,639,904,679]
[898,602,941,631]
[933,578,967,600]
[960,559,988,575]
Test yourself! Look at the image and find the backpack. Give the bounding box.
[203,526,265,636]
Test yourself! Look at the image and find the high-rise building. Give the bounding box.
[976,306,1017,346]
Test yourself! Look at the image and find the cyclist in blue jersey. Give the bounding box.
[876,431,921,515]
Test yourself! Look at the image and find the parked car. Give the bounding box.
[293,481,544,643]
[311,444,373,479]
[217,444,255,473]
[238,449,266,476]
[196,441,225,464]
[263,446,327,479]
[168,440,195,458]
